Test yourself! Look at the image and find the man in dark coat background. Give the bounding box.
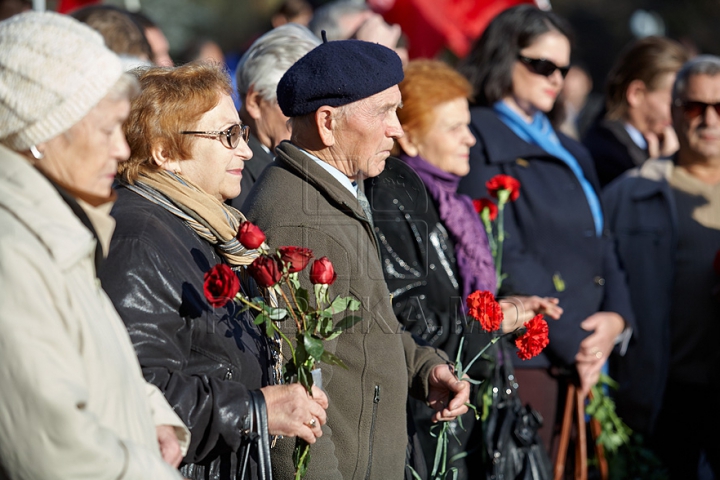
[243,37,470,480]
[604,55,720,479]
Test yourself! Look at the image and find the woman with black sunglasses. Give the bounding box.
[457,4,635,458]
[99,62,328,479]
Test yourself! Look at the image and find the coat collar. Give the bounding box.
[274,141,367,220]
[470,106,602,191]
[0,144,97,271]
[626,158,674,201]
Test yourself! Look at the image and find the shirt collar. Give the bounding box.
[300,149,357,198]
[624,122,648,150]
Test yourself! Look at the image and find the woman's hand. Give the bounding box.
[260,384,328,444]
[156,425,183,468]
[499,296,563,333]
[575,311,626,396]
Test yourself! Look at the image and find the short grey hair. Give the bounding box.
[235,23,320,103]
[308,0,368,40]
[106,72,140,101]
[673,55,720,101]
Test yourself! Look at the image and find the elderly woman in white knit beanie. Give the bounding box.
[0,11,191,479]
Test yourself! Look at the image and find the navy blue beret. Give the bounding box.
[276,38,404,117]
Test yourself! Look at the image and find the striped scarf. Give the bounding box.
[121,170,258,267]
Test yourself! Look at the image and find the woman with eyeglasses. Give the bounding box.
[457,5,635,454]
[99,62,328,479]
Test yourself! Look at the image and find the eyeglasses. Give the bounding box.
[180,124,250,149]
[517,55,570,79]
[674,99,720,120]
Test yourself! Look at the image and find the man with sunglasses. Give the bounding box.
[604,55,720,479]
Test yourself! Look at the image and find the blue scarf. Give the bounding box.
[493,100,604,236]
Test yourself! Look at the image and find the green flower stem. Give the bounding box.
[286,274,308,331]
[278,285,303,332]
[495,189,510,291]
[480,211,497,261]
[459,335,500,378]
[237,292,297,361]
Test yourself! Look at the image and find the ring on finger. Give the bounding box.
[594,350,602,359]
[306,417,317,428]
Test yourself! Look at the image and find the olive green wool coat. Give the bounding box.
[244,141,447,480]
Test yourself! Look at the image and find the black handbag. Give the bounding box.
[483,342,552,480]
[238,390,273,480]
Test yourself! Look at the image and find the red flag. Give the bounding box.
[373,0,534,59]
[56,0,101,14]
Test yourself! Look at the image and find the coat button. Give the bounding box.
[594,276,605,286]
[225,369,233,380]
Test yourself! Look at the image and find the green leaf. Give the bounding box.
[303,332,324,361]
[267,307,288,321]
[294,287,310,312]
[253,313,269,326]
[326,296,351,313]
[320,350,348,369]
[346,297,361,311]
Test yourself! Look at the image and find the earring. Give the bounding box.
[30,145,44,160]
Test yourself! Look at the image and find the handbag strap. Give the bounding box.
[250,390,273,480]
[238,391,274,480]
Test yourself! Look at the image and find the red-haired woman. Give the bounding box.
[365,59,561,478]
[99,62,328,479]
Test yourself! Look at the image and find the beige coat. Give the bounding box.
[0,144,189,479]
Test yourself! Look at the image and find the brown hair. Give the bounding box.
[71,6,152,61]
[605,36,690,120]
[120,61,233,182]
[396,60,473,152]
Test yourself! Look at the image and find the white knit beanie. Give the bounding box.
[0,11,124,151]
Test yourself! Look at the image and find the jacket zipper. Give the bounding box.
[364,385,381,480]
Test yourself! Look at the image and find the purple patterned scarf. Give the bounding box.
[402,154,497,299]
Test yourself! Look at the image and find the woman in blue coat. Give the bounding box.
[457,5,634,451]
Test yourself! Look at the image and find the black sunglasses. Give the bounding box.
[674,99,720,120]
[180,124,250,149]
[517,55,570,79]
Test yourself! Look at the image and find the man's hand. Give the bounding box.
[156,425,183,468]
[427,364,470,423]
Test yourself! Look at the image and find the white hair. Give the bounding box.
[235,23,320,103]
[308,0,369,40]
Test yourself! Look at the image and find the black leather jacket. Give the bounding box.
[100,186,273,480]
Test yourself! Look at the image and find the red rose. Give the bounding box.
[203,264,240,308]
[466,290,503,332]
[486,174,521,202]
[472,198,498,221]
[248,255,282,288]
[237,221,266,250]
[310,257,337,285]
[515,314,550,360]
[278,246,314,273]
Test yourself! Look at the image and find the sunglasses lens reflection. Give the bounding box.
[682,101,720,119]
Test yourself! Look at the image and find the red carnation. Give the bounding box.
[310,257,337,285]
[203,264,240,308]
[237,221,266,250]
[466,290,503,332]
[278,246,314,273]
[248,255,282,288]
[486,174,521,202]
[515,314,550,360]
[472,198,498,221]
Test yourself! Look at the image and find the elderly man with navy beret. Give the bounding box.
[243,37,470,480]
